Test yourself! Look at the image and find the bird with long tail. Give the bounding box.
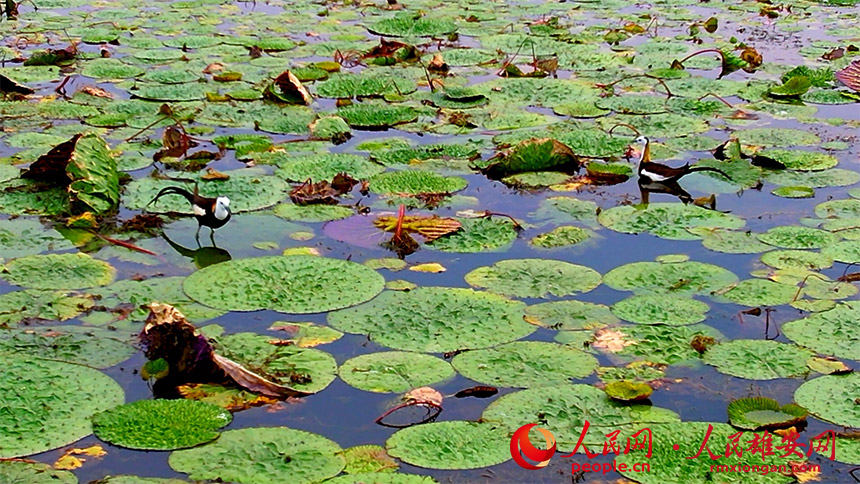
[147,185,230,245]
[632,136,731,204]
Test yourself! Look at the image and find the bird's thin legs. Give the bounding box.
[210,227,216,245]
[195,224,202,247]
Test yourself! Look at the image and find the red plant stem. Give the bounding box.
[393,204,406,240]
[676,48,723,65]
[95,233,157,256]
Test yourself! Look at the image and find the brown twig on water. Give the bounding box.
[698,92,733,108]
[94,233,158,256]
[597,74,675,98]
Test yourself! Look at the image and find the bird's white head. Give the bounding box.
[214,196,230,220]
[632,136,650,164]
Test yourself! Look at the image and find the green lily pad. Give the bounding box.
[782,303,860,360]
[717,278,797,306]
[370,143,478,167]
[315,73,416,98]
[169,427,345,483]
[688,228,773,254]
[93,399,231,450]
[0,325,134,368]
[123,170,289,214]
[133,83,209,101]
[369,170,467,195]
[341,444,398,474]
[80,58,145,79]
[614,323,723,365]
[0,461,76,484]
[274,153,385,182]
[427,217,518,253]
[524,300,618,330]
[502,171,571,188]
[337,103,418,128]
[612,294,709,325]
[735,128,820,147]
[482,384,679,450]
[338,351,454,393]
[760,249,833,270]
[3,253,115,289]
[772,186,815,198]
[0,290,93,326]
[530,226,593,248]
[821,240,860,263]
[482,138,580,178]
[0,217,73,258]
[758,149,838,171]
[766,168,860,188]
[0,180,69,216]
[327,473,436,484]
[794,373,860,427]
[0,356,124,458]
[604,259,737,296]
[89,276,221,324]
[604,380,653,401]
[464,259,601,298]
[183,255,384,313]
[452,341,597,387]
[757,225,840,249]
[328,287,532,353]
[727,397,808,430]
[274,203,354,222]
[616,422,792,484]
[599,202,744,240]
[386,421,508,470]
[212,332,338,394]
[703,340,813,380]
[368,14,458,37]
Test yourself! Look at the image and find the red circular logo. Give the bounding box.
[510,423,557,469]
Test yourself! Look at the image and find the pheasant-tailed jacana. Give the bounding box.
[634,136,731,184]
[147,186,231,244]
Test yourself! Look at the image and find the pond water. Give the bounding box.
[1,0,859,482]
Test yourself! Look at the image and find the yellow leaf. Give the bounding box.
[53,455,83,470]
[409,263,446,273]
[70,445,107,457]
[374,215,461,242]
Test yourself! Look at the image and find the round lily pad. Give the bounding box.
[123,171,289,214]
[760,249,833,270]
[758,149,837,171]
[212,332,338,394]
[3,253,115,290]
[0,356,124,458]
[328,287,532,353]
[821,240,860,264]
[337,103,418,128]
[603,259,737,296]
[772,186,815,198]
[604,380,653,401]
[184,255,384,313]
[612,294,709,325]
[169,427,345,483]
[327,473,435,484]
[368,15,458,37]
[529,226,592,248]
[703,340,813,380]
[93,399,231,450]
[815,198,860,219]
[794,373,860,427]
[386,421,509,470]
[369,170,467,195]
[427,217,517,253]
[735,128,820,147]
[338,351,454,393]
[766,168,860,188]
[613,323,723,365]
[0,325,135,368]
[782,303,860,360]
[757,225,839,249]
[717,279,796,307]
[616,422,793,484]
[598,202,744,240]
[482,384,679,450]
[0,217,74,257]
[727,397,807,431]
[524,300,618,330]
[0,461,76,484]
[341,444,398,474]
[273,203,354,222]
[0,289,93,326]
[452,341,597,387]
[464,259,601,299]
[689,228,773,254]
[275,153,385,182]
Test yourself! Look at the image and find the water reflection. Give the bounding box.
[639,179,716,210]
[163,231,231,268]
